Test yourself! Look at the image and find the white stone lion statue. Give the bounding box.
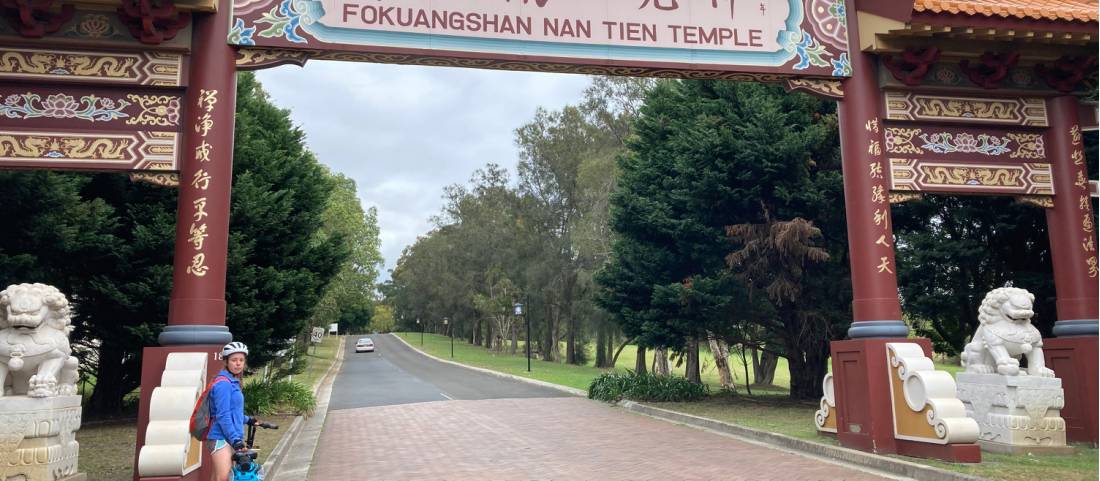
[0,283,80,397]
[960,287,1054,377]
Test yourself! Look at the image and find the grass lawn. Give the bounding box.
[79,336,341,481]
[393,332,962,394]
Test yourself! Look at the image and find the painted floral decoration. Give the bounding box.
[229,17,257,45]
[0,93,131,122]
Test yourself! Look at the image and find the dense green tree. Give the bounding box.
[0,72,351,413]
[597,80,849,399]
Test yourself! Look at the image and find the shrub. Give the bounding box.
[243,379,316,416]
[588,370,709,403]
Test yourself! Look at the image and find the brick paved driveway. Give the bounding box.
[309,397,893,480]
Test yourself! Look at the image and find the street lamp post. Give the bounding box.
[515,302,529,372]
[417,318,422,346]
[444,317,452,358]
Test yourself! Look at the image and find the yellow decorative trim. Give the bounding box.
[125,95,181,127]
[0,48,183,86]
[785,78,844,99]
[885,92,1048,127]
[889,192,923,204]
[129,172,179,187]
[1015,195,1054,208]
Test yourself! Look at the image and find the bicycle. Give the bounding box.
[231,421,279,480]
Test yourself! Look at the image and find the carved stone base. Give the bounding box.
[0,395,83,481]
[977,440,1075,455]
[956,373,1069,452]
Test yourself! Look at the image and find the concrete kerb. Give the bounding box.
[618,401,990,481]
[263,335,346,480]
[388,332,588,397]
[393,333,987,481]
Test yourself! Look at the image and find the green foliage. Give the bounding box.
[242,379,316,416]
[596,80,848,400]
[588,370,709,403]
[0,72,354,414]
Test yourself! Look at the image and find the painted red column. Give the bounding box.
[160,0,238,346]
[1042,95,1098,444]
[837,49,906,338]
[134,1,237,479]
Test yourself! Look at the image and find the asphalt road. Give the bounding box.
[326,333,569,410]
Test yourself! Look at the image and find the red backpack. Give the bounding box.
[189,375,231,441]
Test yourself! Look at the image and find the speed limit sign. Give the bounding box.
[310,327,324,344]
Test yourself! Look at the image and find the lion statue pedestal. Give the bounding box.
[0,284,86,481]
[956,287,1072,455]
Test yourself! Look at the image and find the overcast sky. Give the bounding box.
[255,62,590,280]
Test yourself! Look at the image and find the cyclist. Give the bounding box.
[208,341,262,481]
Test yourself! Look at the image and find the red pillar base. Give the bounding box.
[1043,336,1099,445]
[133,346,223,481]
[830,338,981,462]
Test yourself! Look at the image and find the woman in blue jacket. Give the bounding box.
[208,341,261,481]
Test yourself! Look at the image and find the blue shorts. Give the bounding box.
[207,439,229,454]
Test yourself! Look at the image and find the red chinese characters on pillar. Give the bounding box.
[185,88,218,278]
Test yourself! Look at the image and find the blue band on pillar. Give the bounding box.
[1052,319,1099,337]
[158,325,233,345]
[847,320,910,339]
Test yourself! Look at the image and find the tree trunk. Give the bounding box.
[610,336,635,368]
[566,315,577,364]
[595,327,609,368]
[685,339,701,384]
[483,317,492,349]
[755,350,778,385]
[634,345,647,374]
[509,322,516,355]
[88,343,128,414]
[471,318,480,345]
[652,347,670,376]
[707,332,735,391]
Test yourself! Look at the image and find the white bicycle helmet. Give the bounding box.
[222,341,249,358]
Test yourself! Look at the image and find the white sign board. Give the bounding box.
[311,327,325,343]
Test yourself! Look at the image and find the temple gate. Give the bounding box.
[0,0,1095,478]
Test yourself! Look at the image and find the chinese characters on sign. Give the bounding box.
[185,89,218,278]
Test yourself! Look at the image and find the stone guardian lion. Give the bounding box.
[960,287,1054,377]
[0,283,80,397]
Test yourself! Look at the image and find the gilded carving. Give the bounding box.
[921,166,1023,188]
[889,192,923,204]
[0,48,183,86]
[877,256,893,274]
[191,169,211,190]
[1088,257,1098,278]
[784,78,844,99]
[0,133,128,160]
[884,128,922,154]
[884,92,1048,127]
[128,172,179,187]
[889,159,1053,196]
[125,95,180,126]
[1014,195,1054,209]
[1007,133,1045,159]
[186,253,208,277]
[0,130,178,171]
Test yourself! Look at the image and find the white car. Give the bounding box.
[355,337,375,353]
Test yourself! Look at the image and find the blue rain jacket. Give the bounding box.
[206,370,251,444]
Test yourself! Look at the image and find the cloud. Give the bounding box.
[255,62,589,280]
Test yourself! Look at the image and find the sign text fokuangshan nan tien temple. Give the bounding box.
[229,0,852,77]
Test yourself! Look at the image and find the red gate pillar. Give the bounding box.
[1042,95,1099,444]
[134,0,238,477]
[830,42,909,454]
